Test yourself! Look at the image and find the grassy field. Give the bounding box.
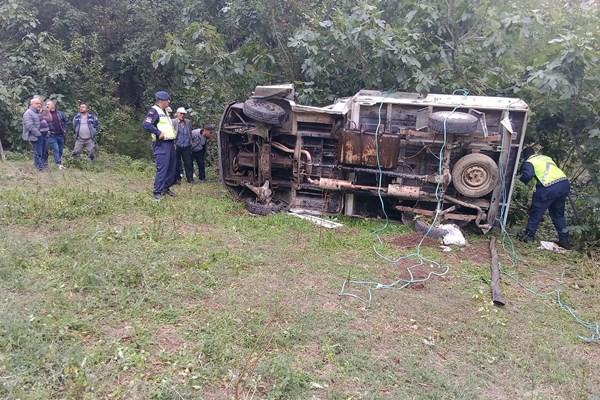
[0,155,598,400]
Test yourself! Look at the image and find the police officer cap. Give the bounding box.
[155,91,171,101]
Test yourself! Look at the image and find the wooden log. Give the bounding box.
[489,237,506,306]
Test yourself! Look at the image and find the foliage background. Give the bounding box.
[0,0,598,247]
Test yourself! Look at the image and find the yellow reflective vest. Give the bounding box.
[527,155,567,187]
[152,105,176,141]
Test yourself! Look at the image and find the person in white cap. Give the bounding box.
[172,107,194,184]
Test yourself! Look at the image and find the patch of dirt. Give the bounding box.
[104,322,136,342]
[443,239,491,266]
[110,213,153,227]
[175,222,214,235]
[196,386,231,400]
[387,232,440,248]
[2,219,89,242]
[153,325,185,353]
[464,240,491,265]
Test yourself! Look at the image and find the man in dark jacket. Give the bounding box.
[518,146,571,249]
[45,100,68,169]
[143,91,177,200]
[172,107,194,184]
[72,103,100,160]
[22,96,45,170]
[190,123,214,181]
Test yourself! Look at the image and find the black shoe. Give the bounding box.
[517,230,535,243]
[153,193,162,201]
[163,189,176,197]
[557,241,571,250]
[558,235,571,250]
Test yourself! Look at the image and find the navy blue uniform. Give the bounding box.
[520,161,570,242]
[143,107,176,196]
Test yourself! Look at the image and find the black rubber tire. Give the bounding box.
[451,153,499,198]
[244,200,286,215]
[242,99,287,125]
[414,219,448,239]
[245,199,274,215]
[428,111,479,134]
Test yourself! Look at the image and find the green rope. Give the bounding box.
[339,90,472,305]
[494,105,599,344]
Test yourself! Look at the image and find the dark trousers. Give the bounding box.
[526,180,570,240]
[175,145,193,183]
[32,135,47,170]
[152,140,176,195]
[48,135,65,165]
[191,149,206,180]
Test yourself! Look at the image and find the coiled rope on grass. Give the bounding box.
[338,90,600,343]
[339,90,471,305]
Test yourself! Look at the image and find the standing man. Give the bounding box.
[173,107,194,184]
[22,96,45,170]
[45,100,68,169]
[518,146,571,249]
[190,123,214,182]
[143,91,177,200]
[72,103,100,160]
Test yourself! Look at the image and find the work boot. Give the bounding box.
[517,230,535,243]
[558,234,571,250]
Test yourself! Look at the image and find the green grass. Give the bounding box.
[0,156,598,399]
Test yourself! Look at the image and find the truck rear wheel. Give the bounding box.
[451,153,499,197]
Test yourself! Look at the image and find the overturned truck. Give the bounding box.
[217,84,528,230]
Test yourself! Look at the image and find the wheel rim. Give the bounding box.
[461,164,490,190]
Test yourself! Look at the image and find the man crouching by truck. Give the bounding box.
[143,91,177,201]
[517,146,571,249]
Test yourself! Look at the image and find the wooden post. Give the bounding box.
[489,237,506,306]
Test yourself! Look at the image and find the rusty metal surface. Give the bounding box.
[386,185,424,199]
[237,150,256,169]
[395,205,477,222]
[338,129,401,168]
[270,152,293,169]
[258,143,271,182]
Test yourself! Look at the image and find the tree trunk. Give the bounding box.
[0,138,6,162]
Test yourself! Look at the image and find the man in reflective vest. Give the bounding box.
[143,91,177,200]
[518,146,570,249]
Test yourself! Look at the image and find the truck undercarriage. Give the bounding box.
[218,84,528,230]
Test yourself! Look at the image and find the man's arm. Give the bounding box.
[92,114,100,131]
[519,161,535,184]
[24,110,41,137]
[142,109,161,139]
[60,111,69,132]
